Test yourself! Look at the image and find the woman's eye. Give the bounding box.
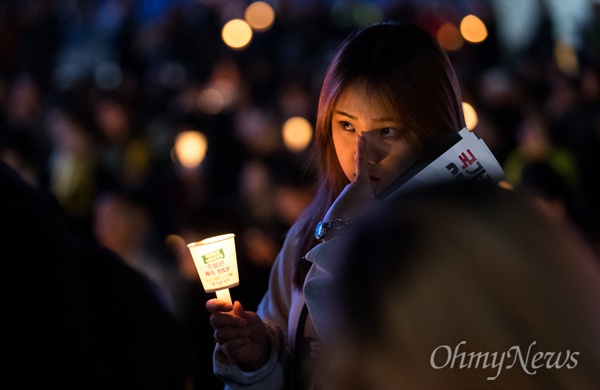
[380,128,400,138]
[340,121,355,132]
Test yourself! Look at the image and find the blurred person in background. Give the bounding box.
[45,97,107,245]
[205,21,475,389]
[93,92,152,192]
[0,72,49,187]
[92,187,180,309]
[321,180,599,389]
[516,161,579,224]
[503,109,579,192]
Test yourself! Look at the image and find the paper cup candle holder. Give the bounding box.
[187,233,239,305]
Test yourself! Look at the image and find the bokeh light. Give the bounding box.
[462,102,478,130]
[460,14,488,43]
[222,19,253,49]
[197,88,225,115]
[554,40,579,76]
[245,2,275,31]
[437,22,464,51]
[172,130,208,168]
[282,116,313,152]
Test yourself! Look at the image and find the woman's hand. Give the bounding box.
[206,299,270,371]
[322,135,380,240]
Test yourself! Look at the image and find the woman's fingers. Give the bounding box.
[214,325,251,344]
[233,301,248,319]
[221,337,253,352]
[207,300,269,369]
[208,299,249,330]
[354,135,370,184]
[206,298,233,313]
[209,300,253,347]
[349,135,374,199]
[210,311,248,326]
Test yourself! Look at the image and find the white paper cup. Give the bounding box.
[187,233,239,293]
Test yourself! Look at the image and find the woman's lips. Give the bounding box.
[369,176,381,182]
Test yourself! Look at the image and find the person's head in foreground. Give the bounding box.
[323,180,600,389]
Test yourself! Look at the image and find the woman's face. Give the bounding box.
[332,85,419,195]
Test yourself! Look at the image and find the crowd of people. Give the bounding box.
[1,0,599,389]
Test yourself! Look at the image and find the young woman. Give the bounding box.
[206,21,467,389]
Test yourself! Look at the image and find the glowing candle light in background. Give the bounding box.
[172,130,208,168]
[222,19,253,49]
[245,1,275,31]
[462,102,478,130]
[460,14,488,43]
[437,22,464,51]
[282,116,313,152]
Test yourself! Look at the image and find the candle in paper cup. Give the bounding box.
[187,233,239,304]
